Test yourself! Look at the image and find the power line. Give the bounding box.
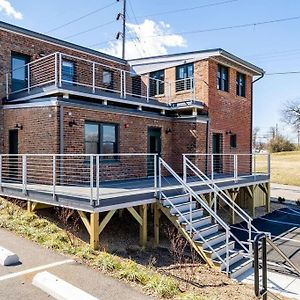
[63,20,116,40]
[136,0,239,18]
[88,14,300,48]
[265,71,300,76]
[45,1,117,34]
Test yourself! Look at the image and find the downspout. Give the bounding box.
[251,72,264,153]
[59,104,64,154]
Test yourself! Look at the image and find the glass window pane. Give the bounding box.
[62,60,75,82]
[12,57,28,80]
[85,124,99,142]
[102,125,116,143]
[103,71,112,85]
[85,142,98,154]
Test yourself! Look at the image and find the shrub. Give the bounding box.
[267,135,295,153]
[296,199,300,206]
[278,197,286,203]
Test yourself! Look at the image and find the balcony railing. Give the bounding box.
[5,52,196,104]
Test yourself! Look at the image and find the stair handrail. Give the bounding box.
[159,158,250,256]
[160,190,230,274]
[184,156,262,248]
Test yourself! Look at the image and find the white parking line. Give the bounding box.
[0,259,74,282]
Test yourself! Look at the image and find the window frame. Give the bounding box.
[84,122,119,160]
[175,63,194,92]
[217,64,229,92]
[149,69,165,96]
[230,134,237,148]
[236,72,246,97]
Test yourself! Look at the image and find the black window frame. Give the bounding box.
[217,64,229,92]
[175,63,194,92]
[84,122,119,161]
[230,134,237,148]
[236,72,246,97]
[149,69,165,96]
[11,52,31,92]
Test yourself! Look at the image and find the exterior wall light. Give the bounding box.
[15,123,23,130]
[165,128,172,134]
[69,119,77,127]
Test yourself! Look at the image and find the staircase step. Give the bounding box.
[222,257,253,279]
[162,194,189,206]
[170,201,197,215]
[184,216,212,231]
[194,224,219,239]
[194,232,226,248]
[178,208,203,223]
[214,250,243,269]
[203,241,235,259]
[229,259,253,279]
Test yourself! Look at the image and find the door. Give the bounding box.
[9,129,19,179]
[212,133,223,174]
[62,60,75,84]
[147,128,161,176]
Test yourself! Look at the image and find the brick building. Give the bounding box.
[0,21,264,173]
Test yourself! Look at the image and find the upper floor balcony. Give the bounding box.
[4,52,200,110]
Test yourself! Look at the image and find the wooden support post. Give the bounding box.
[27,200,32,213]
[265,182,271,213]
[207,192,212,207]
[90,213,100,250]
[154,202,161,246]
[139,204,147,249]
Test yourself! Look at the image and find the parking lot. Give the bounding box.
[0,228,153,300]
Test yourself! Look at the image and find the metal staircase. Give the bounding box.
[158,157,257,278]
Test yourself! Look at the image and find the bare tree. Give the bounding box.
[282,100,300,130]
[252,126,260,149]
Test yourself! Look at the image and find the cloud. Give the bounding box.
[0,0,23,20]
[100,19,186,59]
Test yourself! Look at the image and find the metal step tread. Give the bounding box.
[182,215,211,226]
[194,231,225,244]
[166,200,196,209]
[197,223,218,233]
[222,257,253,274]
[180,208,203,217]
[172,205,198,216]
[203,240,235,253]
[167,193,189,200]
[212,250,240,265]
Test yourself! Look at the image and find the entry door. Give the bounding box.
[147,128,161,176]
[212,133,223,174]
[9,129,19,179]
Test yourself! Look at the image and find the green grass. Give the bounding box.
[0,198,207,300]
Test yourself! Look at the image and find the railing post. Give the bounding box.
[6,73,9,100]
[0,155,2,191]
[96,155,100,205]
[90,155,94,206]
[213,192,217,223]
[183,155,187,183]
[27,64,30,93]
[123,71,127,99]
[154,154,158,196]
[253,154,257,179]
[234,154,238,182]
[248,221,253,254]
[146,74,150,103]
[22,155,27,195]
[225,228,229,275]
[158,158,162,200]
[59,53,62,87]
[120,70,123,98]
[192,77,196,101]
[189,193,192,235]
[54,53,58,87]
[53,155,56,201]
[92,62,96,93]
[211,154,214,181]
[267,154,271,178]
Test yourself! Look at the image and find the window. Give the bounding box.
[230,134,237,148]
[217,64,229,92]
[149,70,164,96]
[85,122,118,158]
[176,63,194,92]
[11,52,30,92]
[62,60,75,83]
[102,70,114,89]
[236,72,246,97]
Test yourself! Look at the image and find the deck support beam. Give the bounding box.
[225,188,239,224]
[258,182,271,213]
[27,201,52,212]
[154,202,161,246]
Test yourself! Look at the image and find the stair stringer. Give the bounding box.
[157,202,216,268]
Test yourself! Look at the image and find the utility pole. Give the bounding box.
[116,0,126,59]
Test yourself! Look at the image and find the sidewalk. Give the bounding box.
[271,183,300,202]
[0,228,154,300]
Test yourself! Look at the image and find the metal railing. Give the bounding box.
[5,52,196,104]
[0,153,158,206]
[159,157,251,274]
[183,153,270,182]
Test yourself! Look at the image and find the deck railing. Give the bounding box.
[0,153,158,206]
[183,153,270,183]
[5,52,196,104]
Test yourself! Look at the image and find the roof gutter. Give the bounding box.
[250,72,265,153]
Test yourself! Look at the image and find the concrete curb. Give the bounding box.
[0,246,19,266]
[32,271,99,300]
